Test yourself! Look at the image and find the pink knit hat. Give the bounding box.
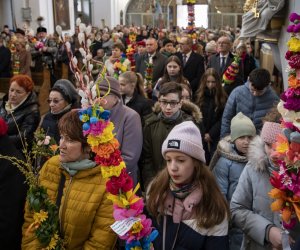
[261,122,282,144]
[161,121,206,163]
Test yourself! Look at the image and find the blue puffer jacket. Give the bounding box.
[210,136,248,202]
[220,82,279,138]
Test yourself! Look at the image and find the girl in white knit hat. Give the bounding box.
[146,121,229,250]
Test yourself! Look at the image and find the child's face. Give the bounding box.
[265,142,275,160]
[159,93,182,118]
[234,136,253,155]
[206,75,217,90]
[112,47,122,58]
[181,88,190,101]
[119,77,134,96]
[167,61,180,77]
[166,151,195,185]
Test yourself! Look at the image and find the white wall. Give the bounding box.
[0,0,75,35]
[1,0,129,33]
[92,0,130,28]
[0,0,13,29]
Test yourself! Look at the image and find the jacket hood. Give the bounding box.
[247,135,269,173]
[152,100,202,123]
[209,136,247,169]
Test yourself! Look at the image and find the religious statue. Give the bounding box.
[240,0,285,38]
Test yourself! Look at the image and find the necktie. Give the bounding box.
[183,54,187,66]
[220,57,226,72]
[149,55,153,64]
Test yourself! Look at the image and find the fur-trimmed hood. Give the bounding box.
[209,136,247,169]
[247,135,269,173]
[152,100,203,123]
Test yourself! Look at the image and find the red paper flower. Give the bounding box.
[289,54,300,69]
[106,169,134,195]
[0,118,8,136]
[95,149,122,166]
[287,142,300,163]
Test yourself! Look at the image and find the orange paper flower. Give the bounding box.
[91,138,119,158]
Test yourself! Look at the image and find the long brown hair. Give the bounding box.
[147,159,229,228]
[160,55,188,85]
[194,68,227,111]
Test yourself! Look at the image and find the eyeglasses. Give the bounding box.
[159,100,180,108]
[47,99,64,104]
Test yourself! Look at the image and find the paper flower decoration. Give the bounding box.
[269,12,300,230]
[223,56,241,84]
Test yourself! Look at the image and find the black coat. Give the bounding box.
[0,135,28,250]
[40,107,72,144]
[135,52,167,86]
[122,91,153,126]
[242,54,257,82]
[207,53,244,96]
[175,51,205,94]
[0,92,40,151]
[200,88,225,163]
[0,45,11,77]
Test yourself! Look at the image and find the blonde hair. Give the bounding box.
[119,71,147,98]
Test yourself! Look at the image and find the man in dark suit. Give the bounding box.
[135,38,167,94]
[175,36,205,93]
[31,27,58,86]
[207,35,243,95]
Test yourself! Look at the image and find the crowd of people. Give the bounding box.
[0,21,299,250]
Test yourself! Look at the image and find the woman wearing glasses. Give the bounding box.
[40,79,79,144]
[140,82,203,190]
[0,74,40,151]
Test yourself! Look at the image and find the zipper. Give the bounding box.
[59,176,73,235]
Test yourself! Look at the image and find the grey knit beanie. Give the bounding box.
[97,76,121,98]
[230,112,256,141]
[161,121,206,163]
[51,79,78,105]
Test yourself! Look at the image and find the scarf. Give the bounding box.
[61,158,96,176]
[158,110,181,123]
[51,104,71,115]
[5,93,30,113]
[169,178,196,200]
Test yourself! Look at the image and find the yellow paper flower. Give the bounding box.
[26,210,49,234]
[33,210,48,224]
[275,134,289,153]
[45,233,59,250]
[120,65,127,72]
[131,221,144,233]
[101,161,126,178]
[107,183,141,208]
[81,114,90,122]
[87,122,115,146]
[287,37,300,52]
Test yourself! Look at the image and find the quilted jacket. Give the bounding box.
[220,82,279,138]
[22,155,117,250]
